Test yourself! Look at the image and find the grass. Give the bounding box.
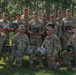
[0,55,76,75]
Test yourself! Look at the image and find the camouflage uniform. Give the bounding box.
[67,34,76,65]
[0,32,6,59]
[28,17,44,67]
[42,26,60,69]
[61,50,73,69]
[56,17,63,24]
[61,9,76,49]
[8,25,29,67]
[21,14,31,32]
[56,10,63,24]
[28,19,44,47]
[41,12,49,41]
[0,19,10,61]
[61,25,76,69]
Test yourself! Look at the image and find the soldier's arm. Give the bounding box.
[28,20,34,35]
[52,35,61,57]
[26,35,29,47]
[66,36,73,47]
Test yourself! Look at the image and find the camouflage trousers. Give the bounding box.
[8,50,24,67]
[28,53,43,67]
[73,52,76,65]
[46,55,59,69]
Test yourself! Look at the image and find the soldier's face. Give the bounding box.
[58,13,62,17]
[50,17,55,22]
[46,29,53,35]
[42,16,46,21]
[3,15,8,20]
[19,28,25,33]
[66,12,71,18]
[16,15,21,19]
[34,14,38,20]
[23,10,28,15]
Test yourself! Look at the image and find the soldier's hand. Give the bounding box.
[61,35,65,40]
[37,32,43,36]
[67,30,72,33]
[29,31,34,35]
[50,56,54,60]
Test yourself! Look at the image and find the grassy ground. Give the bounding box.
[0,56,76,75]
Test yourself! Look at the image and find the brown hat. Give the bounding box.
[23,7,29,11]
[33,11,38,15]
[3,12,8,16]
[58,10,62,14]
[50,14,55,18]
[42,12,46,16]
[16,12,21,16]
[66,9,71,12]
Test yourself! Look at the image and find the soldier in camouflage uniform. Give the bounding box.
[56,10,63,24]
[42,26,60,69]
[41,12,49,27]
[12,12,26,34]
[28,11,44,68]
[61,24,76,70]
[7,25,29,69]
[46,14,62,39]
[21,7,31,34]
[41,12,49,41]
[61,9,76,50]
[0,12,10,62]
[0,25,6,59]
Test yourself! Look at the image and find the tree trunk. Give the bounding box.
[46,0,50,21]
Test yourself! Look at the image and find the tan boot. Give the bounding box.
[7,65,12,70]
[29,64,34,68]
[38,62,44,68]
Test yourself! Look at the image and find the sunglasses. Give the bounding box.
[73,27,76,29]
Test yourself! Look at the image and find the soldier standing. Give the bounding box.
[42,26,60,69]
[41,12,48,27]
[28,11,44,68]
[41,12,49,41]
[56,10,63,24]
[7,25,29,69]
[0,12,11,62]
[61,9,76,50]
[21,7,31,34]
[0,25,6,59]
[46,14,62,39]
[12,12,26,34]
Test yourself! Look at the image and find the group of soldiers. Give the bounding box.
[0,7,76,70]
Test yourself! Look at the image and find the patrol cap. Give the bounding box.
[57,10,62,14]
[23,7,29,11]
[19,25,25,30]
[16,12,21,16]
[3,12,8,16]
[33,11,38,15]
[42,12,46,17]
[46,26,53,31]
[66,9,71,12]
[50,14,55,18]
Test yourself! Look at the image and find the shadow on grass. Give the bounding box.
[0,56,76,75]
